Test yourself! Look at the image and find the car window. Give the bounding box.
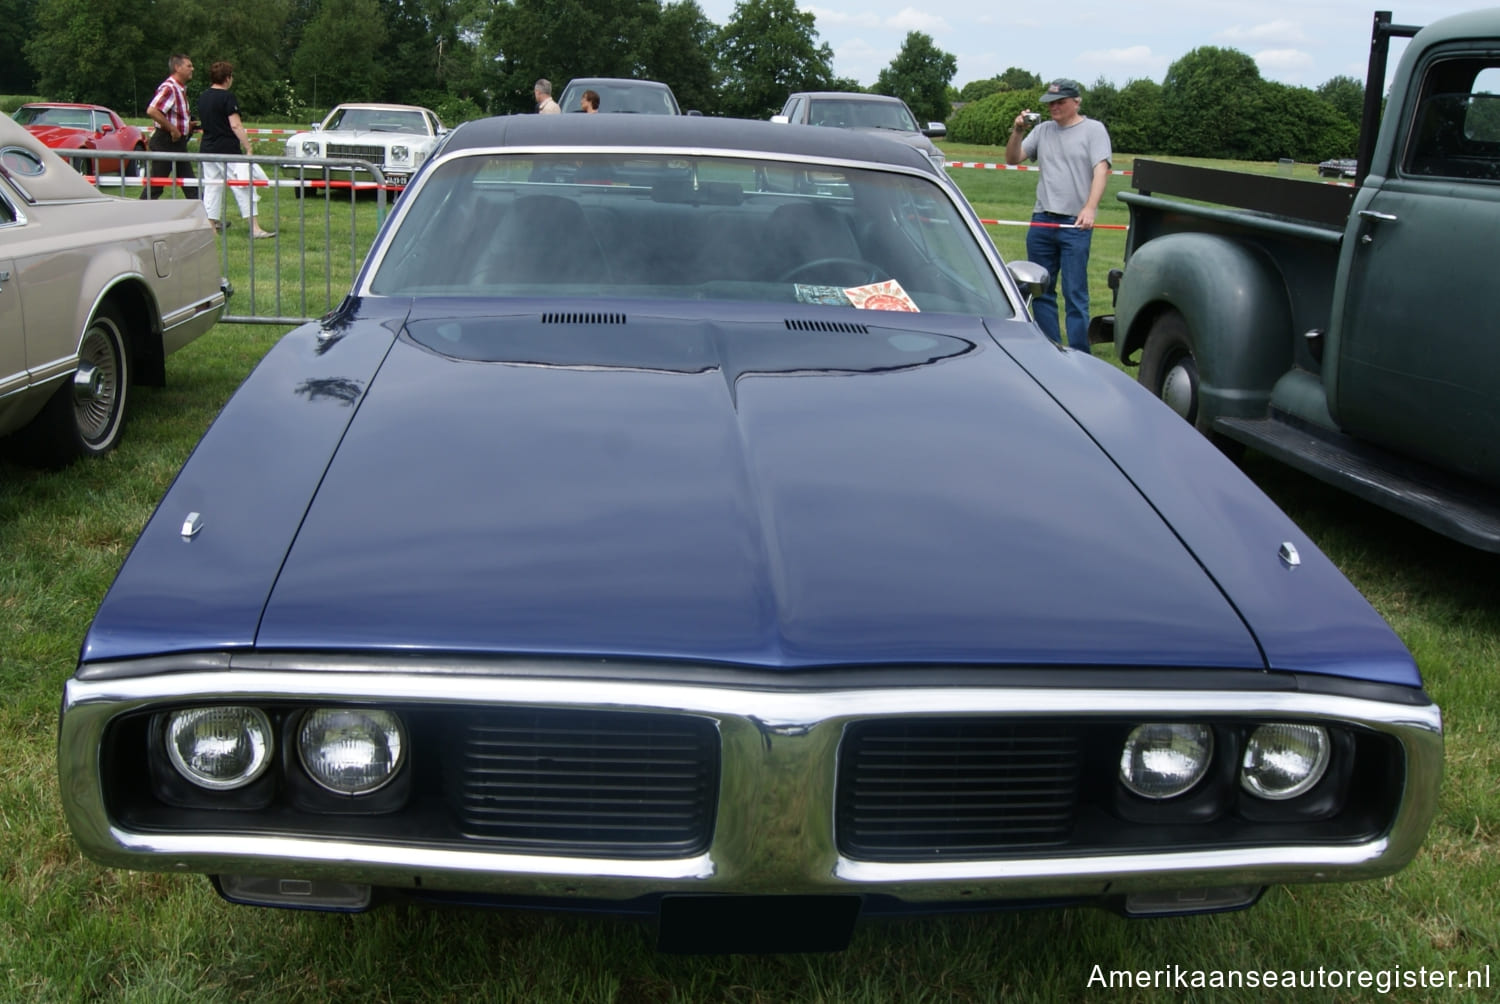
[367,151,1010,319]
[784,97,806,123]
[325,108,429,134]
[807,100,918,132]
[1403,57,1500,181]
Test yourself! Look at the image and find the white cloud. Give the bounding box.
[888,7,951,33]
[1078,45,1165,77]
[807,5,948,33]
[807,7,884,29]
[1218,19,1308,45]
[1253,48,1315,75]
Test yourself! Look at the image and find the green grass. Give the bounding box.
[1,148,1497,1002]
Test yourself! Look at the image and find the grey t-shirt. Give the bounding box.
[1020,116,1112,216]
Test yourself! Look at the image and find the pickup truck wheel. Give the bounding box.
[1139,310,1244,458]
[1140,310,1205,427]
[4,304,132,467]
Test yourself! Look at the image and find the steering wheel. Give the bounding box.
[778,257,888,285]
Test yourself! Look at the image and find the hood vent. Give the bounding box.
[541,312,627,325]
[786,318,869,334]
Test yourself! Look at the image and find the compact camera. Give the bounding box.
[1022,111,1042,125]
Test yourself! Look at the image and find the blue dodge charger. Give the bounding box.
[58,116,1440,953]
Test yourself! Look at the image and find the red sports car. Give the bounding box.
[12,102,147,176]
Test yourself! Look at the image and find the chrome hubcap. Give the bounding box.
[73,326,121,442]
[1161,362,1196,420]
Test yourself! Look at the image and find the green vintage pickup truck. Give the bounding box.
[1093,9,1500,551]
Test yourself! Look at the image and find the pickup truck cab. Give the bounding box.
[1095,9,1500,550]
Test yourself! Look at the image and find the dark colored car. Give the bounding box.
[1318,157,1358,178]
[12,102,148,176]
[58,115,1441,954]
[557,77,684,115]
[775,91,947,173]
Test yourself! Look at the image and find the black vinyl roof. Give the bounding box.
[437,114,940,175]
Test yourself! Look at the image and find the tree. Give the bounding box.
[25,0,149,109]
[715,0,833,120]
[641,0,718,114]
[1105,78,1163,154]
[997,66,1042,92]
[484,0,663,114]
[1317,74,1365,127]
[1,0,40,94]
[1159,46,1265,159]
[959,78,1004,103]
[873,31,956,124]
[291,0,389,108]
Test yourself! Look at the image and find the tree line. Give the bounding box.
[950,51,1365,163]
[3,0,1366,161]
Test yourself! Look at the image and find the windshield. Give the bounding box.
[14,106,92,129]
[559,83,679,115]
[367,151,1010,318]
[324,108,431,134]
[807,100,920,132]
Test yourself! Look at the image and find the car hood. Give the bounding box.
[24,124,88,147]
[294,129,431,144]
[230,306,1265,668]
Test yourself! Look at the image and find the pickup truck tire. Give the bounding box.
[1139,309,1244,458]
[1139,309,1205,430]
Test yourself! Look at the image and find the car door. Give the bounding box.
[1331,52,1500,485]
[0,186,27,418]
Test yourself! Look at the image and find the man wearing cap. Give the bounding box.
[1005,78,1112,353]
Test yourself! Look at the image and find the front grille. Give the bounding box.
[837,719,1081,859]
[452,709,719,858]
[325,143,385,165]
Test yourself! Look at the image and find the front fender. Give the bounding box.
[1115,232,1293,424]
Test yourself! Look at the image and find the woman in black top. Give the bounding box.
[198,61,274,238]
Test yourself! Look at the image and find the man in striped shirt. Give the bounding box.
[141,54,197,200]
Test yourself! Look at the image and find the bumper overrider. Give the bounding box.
[59,657,1442,924]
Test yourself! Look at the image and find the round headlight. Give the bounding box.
[164,706,273,790]
[1119,723,1214,799]
[297,708,405,795]
[1241,723,1330,800]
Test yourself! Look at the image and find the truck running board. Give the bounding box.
[1215,417,1500,553]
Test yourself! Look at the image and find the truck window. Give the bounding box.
[1403,58,1500,181]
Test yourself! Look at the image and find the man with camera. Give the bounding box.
[1005,78,1112,353]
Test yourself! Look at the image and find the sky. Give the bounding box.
[695,1,1480,93]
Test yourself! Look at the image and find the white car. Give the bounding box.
[284,103,445,189]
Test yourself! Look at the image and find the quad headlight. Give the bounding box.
[1241,723,1331,799]
[163,706,273,790]
[297,708,406,795]
[1119,723,1214,799]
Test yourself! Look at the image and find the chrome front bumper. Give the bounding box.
[59,662,1443,906]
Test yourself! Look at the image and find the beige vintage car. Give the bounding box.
[0,113,227,466]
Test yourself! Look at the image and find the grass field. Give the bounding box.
[1,142,1496,1002]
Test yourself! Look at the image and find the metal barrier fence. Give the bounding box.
[68,148,390,326]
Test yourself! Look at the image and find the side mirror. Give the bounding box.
[686,109,702,116]
[923,123,947,138]
[770,115,790,124]
[1007,261,1051,305]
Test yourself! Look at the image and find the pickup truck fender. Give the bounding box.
[1115,232,1294,429]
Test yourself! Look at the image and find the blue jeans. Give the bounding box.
[1025,212,1093,352]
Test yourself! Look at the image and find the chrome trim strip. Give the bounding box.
[59,670,1442,904]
